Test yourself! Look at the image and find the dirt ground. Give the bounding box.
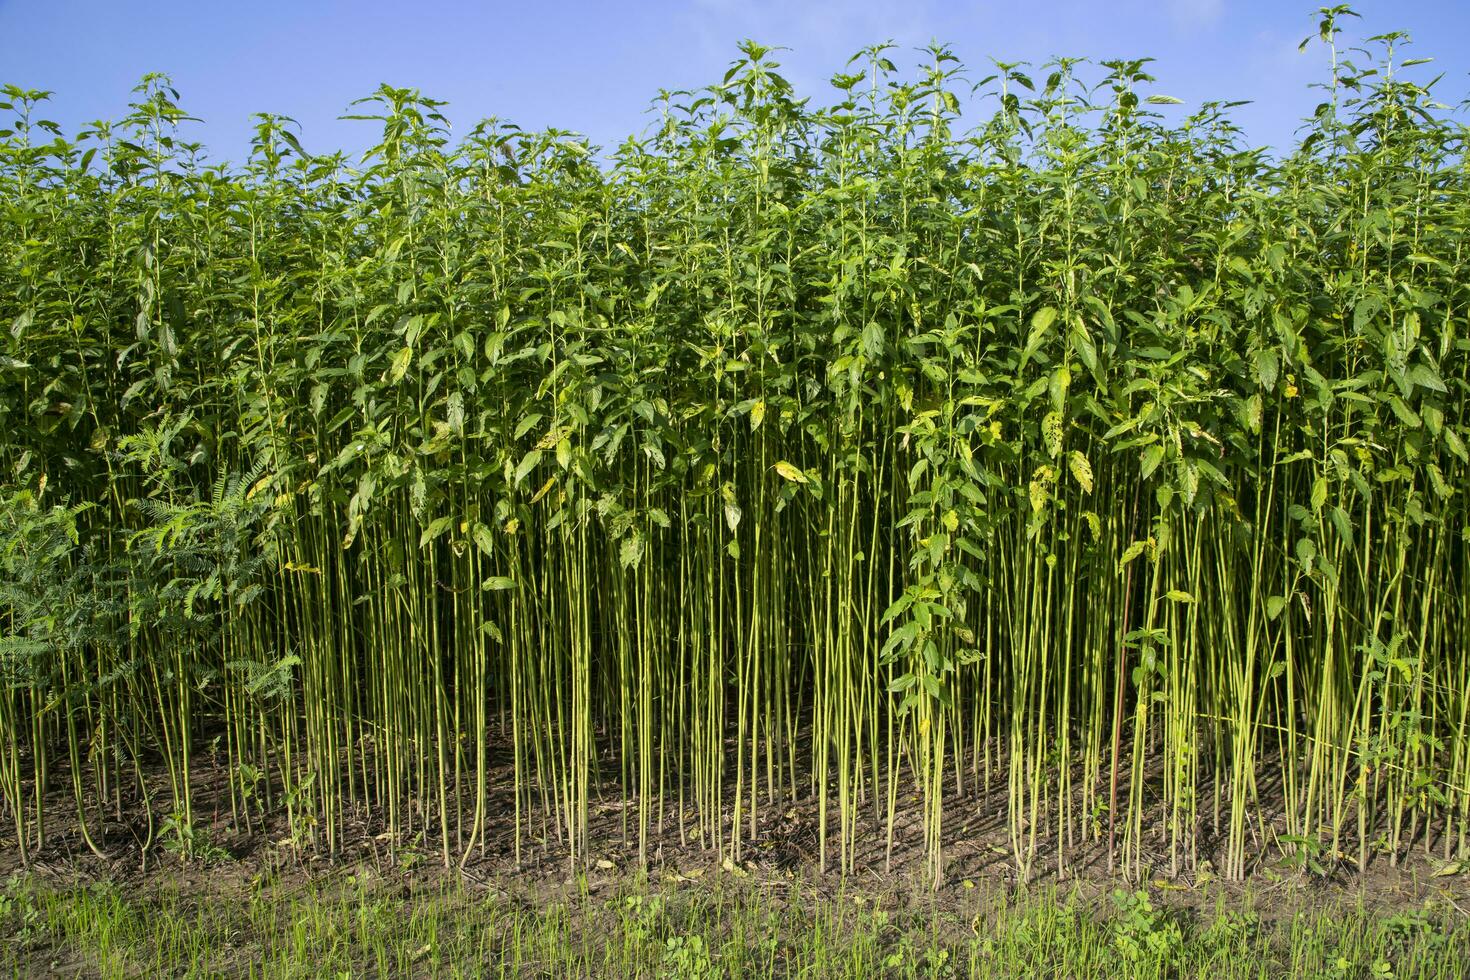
[6,723,1468,927]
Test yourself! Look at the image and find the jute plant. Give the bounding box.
[0,8,1466,886]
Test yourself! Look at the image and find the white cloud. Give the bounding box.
[1167,0,1223,31]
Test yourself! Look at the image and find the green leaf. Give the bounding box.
[1408,363,1447,393]
[1141,444,1165,480]
[515,414,543,440]
[402,314,425,348]
[619,532,645,570]
[1388,396,1421,428]
[1330,506,1355,551]
[1442,427,1468,463]
[419,516,452,547]
[1253,349,1279,390]
[1020,307,1058,369]
[1071,323,1099,379]
[1296,537,1317,571]
[1048,365,1070,413]
[514,450,542,486]
[861,320,884,358]
[1427,463,1450,500]
[387,346,413,384]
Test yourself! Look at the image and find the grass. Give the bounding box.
[2,866,1467,979]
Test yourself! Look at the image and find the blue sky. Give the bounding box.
[1,1,1466,163]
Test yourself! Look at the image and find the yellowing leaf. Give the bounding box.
[1042,411,1064,458]
[530,476,557,504]
[721,483,742,532]
[773,460,808,484]
[1069,451,1093,493]
[1029,479,1047,514]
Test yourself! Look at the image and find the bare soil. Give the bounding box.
[5,722,1468,923]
